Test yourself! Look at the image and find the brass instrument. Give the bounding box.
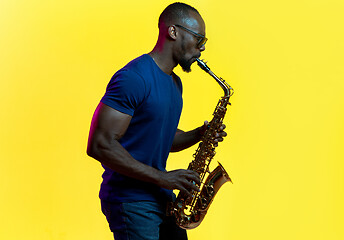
[170,58,234,229]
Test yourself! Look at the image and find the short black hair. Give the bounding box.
[158,2,199,28]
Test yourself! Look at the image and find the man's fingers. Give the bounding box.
[180,180,200,197]
[214,137,224,142]
[186,181,200,192]
[220,124,226,131]
[178,179,199,198]
[164,169,201,195]
[178,186,193,198]
[185,170,201,184]
[214,124,228,147]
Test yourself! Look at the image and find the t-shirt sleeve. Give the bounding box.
[101,70,146,116]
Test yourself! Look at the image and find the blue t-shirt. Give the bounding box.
[99,54,183,203]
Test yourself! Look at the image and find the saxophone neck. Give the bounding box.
[208,69,232,98]
[196,58,233,98]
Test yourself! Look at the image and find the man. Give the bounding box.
[87,2,226,240]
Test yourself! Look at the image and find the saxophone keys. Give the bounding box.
[204,184,214,194]
[200,197,208,209]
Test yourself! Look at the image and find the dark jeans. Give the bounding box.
[101,200,188,240]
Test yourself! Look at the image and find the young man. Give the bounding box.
[87,2,226,240]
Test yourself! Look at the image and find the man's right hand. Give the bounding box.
[157,170,201,198]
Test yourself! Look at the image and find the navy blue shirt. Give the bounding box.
[100,54,183,203]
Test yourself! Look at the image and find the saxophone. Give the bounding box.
[169,58,234,229]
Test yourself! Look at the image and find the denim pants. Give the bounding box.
[101,200,188,240]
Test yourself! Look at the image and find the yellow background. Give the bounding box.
[1,0,343,239]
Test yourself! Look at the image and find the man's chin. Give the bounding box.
[179,62,192,73]
[180,56,201,73]
[181,66,192,73]
[181,60,197,73]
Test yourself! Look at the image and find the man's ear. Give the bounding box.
[168,26,177,40]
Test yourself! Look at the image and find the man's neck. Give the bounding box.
[148,48,177,75]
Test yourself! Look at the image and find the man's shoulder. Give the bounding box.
[111,55,150,82]
[121,54,152,76]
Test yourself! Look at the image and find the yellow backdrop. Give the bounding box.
[1,0,343,239]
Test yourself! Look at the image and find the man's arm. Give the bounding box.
[87,102,200,197]
[171,122,227,152]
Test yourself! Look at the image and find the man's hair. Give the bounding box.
[158,2,199,29]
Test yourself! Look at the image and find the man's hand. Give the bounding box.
[157,170,201,198]
[200,121,228,147]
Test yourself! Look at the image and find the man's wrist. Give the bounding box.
[197,125,206,140]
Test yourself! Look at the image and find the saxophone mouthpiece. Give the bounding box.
[196,58,210,72]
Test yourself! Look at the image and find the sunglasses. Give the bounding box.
[175,24,207,49]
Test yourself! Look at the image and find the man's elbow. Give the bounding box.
[86,141,100,160]
[87,139,112,164]
[86,146,93,158]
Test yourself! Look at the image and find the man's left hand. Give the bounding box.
[200,121,228,147]
[214,123,227,147]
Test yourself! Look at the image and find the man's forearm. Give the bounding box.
[170,127,204,152]
[87,137,201,196]
[88,138,164,186]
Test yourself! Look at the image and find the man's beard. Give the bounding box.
[179,57,193,72]
[179,42,193,73]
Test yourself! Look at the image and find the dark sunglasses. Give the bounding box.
[175,24,207,48]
